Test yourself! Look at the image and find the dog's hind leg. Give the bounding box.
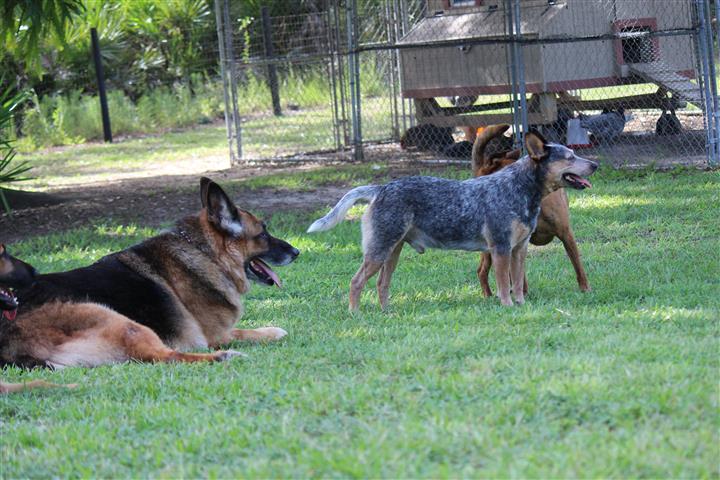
[349,258,383,311]
[558,228,591,292]
[477,253,494,298]
[491,252,513,306]
[0,380,78,395]
[377,242,404,310]
[117,321,244,363]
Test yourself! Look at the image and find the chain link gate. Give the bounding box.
[216,0,718,167]
[214,0,354,163]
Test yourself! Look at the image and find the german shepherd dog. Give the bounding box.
[0,178,299,369]
[472,125,592,297]
[1,244,76,393]
[308,131,597,308]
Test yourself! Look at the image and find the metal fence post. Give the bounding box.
[702,0,719,165]
[90,28,112,143]
[261,6,282,117]
[332,0,350,147]
[513,0,528,137]
[214,0,235,166]
[386,0,400,141]
[222,0,242,163]
[696,0,719,166]
[505,0,521,149]
[347,0,364,161]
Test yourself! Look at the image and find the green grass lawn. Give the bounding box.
[2,166,719,477]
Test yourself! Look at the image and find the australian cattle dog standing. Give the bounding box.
[0,178,299,369]
[308,131,597,309]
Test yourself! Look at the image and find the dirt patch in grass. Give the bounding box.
[1,147,460,243]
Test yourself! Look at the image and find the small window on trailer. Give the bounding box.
[450,0,479,7]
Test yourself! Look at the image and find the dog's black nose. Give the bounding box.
[291,247,300,258]
[590,160,599,172]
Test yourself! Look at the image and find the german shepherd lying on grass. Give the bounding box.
[1,244,76,393]
[0,178,299,369]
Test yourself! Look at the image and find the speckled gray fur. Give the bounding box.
[309,143,597,264]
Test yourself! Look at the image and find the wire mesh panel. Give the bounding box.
[215,0,718,166]
[217,4,350,162]
[353,0,717,167]
[515,0,710,167]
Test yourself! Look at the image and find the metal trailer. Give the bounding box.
[397,0,701,131]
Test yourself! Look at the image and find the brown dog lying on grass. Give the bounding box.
[472,124,592,297]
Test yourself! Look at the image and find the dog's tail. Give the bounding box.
[307,185,380,233]
[471,124,511,176]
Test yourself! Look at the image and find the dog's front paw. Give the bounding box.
[216,350,248,361]
[254,326,288,341]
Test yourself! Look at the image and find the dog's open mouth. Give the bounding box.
[562,173,592,190]
[245,257,282,288]
[0,286,18,321]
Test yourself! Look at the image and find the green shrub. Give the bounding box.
[19,93,79,149]
[106,91,139,136]
[54,90,100,141]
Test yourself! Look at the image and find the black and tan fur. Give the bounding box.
[0,244,76,393]
[0,178,299,369]
[472,124,592,297]
[309,131,597,309]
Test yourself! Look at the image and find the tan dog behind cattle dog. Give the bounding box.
[472,124,591,297]
[0,178,299,369]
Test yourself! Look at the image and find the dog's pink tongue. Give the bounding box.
[569,174,592,189]
[2,309,17,321]
[254,259,282,288]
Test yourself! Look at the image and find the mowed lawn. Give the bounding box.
[1,165,719,477]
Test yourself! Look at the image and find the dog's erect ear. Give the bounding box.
[525,130,548,162]
[200,177,213,208]
[203,180,243,237]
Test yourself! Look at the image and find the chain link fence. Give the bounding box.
[215,0,719,167]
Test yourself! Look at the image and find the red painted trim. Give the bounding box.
[679,69,696,79]
[613,17,659,65]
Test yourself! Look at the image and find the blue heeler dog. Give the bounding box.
[308,131,598,309]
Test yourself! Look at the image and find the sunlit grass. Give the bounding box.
[2,165,718,477]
